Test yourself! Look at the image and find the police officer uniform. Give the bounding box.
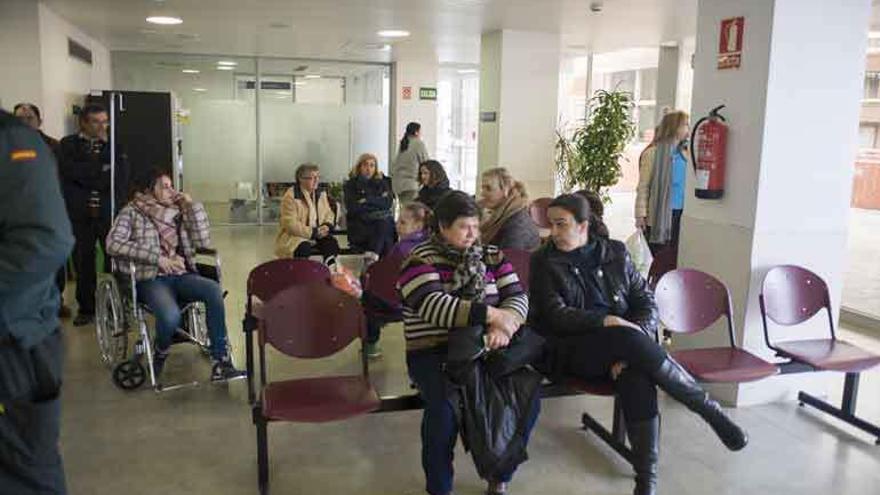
[0,110,74,494]
[59,127,129,322]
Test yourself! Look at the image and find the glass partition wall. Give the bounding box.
[112,52,392,224]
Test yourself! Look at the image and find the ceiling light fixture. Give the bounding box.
[377,30,410,38]
[457,69,478,74]
[216,66,234,71]
[304,74,321,79]
[193,88,207,92]
[217,60,237,66]
[182,69,200,74]
[146,16,183,25]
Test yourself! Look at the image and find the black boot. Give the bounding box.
[651,358,748,451]
[626,417,659,495]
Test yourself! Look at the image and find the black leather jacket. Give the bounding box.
[527,237,659,340]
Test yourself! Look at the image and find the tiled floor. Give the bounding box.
[59,225,880,495]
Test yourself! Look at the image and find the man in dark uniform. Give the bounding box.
[13,102,71,319]
[59,104,130,326]
[0,109,74,494]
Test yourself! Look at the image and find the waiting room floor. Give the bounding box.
[60,225,880,495]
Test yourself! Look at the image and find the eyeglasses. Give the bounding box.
[301,175,320,181]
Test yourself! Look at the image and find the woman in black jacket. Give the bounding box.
[343,153,396,258]
[417,160,452,210]
[528,194,747,495]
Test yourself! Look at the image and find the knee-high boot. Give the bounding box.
[626,417,660,495]
[651,358,748,451]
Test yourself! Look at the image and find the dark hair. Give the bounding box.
[574,189,610,238]
[130,167,172,199]
[549,193,609,239]
[13,102,41,122]
[399,122,421,153]
[420,159,448,187]
[79,103,107,122]
[434,190,480,229]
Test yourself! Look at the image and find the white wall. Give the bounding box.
[0,0,43,112]
[392,59,439,158]
[38,2,112,138]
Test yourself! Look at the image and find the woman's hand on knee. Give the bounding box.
[610,361,628,380]
[603,315,642,332]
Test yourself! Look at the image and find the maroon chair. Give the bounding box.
[502,248,532,293]
[529,197,553,230]
[254,283,380,494]
[361,254,403,308]
[760,265,880,443]
[647,245,677,290]
[656,269,777,383]
[244,259,331,404]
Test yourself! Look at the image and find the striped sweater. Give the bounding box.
[398,241,529,352]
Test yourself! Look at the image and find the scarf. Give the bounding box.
[480,190,529,245]
[133,192,183,274]
[647,141,675,244]
[434,235,487,303]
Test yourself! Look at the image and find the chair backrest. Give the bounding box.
[529,197,553,229]
[502,248,532,293]
[654,269,735,343]
[246,259,330,307]
[260,283,364,359]
[647,245,677,289]
[362,254,403,307]
[760,265,830,327]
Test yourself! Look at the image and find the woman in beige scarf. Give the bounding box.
[478,168,540,251]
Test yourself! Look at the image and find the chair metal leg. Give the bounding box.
[581,397,634,465]
[798,373,880,444]
[245,319,255,405]
[256,408,269,494]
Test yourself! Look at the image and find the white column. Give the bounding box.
[478,30,561,199]
[655,45,680,120]
[678,0,871,405]
[0,0,43,111]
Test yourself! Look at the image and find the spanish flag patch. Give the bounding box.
[10,149,37,162]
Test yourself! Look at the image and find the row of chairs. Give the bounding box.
[240,254,880,494]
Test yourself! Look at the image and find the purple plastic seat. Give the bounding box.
[502,248,532,293]
[655,269,777,383]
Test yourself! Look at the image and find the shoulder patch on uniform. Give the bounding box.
[10,149,37,162]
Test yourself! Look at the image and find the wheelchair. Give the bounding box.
[95,248,225,392]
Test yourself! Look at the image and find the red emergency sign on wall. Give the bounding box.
[718,17,744,70]
[402,86,412,100]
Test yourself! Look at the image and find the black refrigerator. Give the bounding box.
[84,90,178,214]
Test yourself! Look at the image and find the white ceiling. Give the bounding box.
[42,0,701,63]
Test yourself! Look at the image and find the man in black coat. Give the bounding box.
[59,104,130,326]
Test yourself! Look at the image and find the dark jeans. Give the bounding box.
[362,292,399,344]
[55,266,66,306]
[0,331,66,495]
[350,217,397,257]
[407,349,540,495]
[136,273,229,360]
[293,236,340,264]
[71,218,110,315]
[556,326,667,423]
[648,208,682,256]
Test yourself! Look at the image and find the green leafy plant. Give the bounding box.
[555,89,636,201]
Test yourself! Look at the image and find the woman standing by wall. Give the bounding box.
[391,122,429,204]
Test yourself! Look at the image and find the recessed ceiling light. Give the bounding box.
[182,69,200,74]
[146,16,183,25]
[294,82,306,86]
[217,60,237,66]
[193,88,207,92]
[457,69,478,74]
[304,74,321,79]
[216,66,234,71]
[276,91,291,96]
[377,30,410,38]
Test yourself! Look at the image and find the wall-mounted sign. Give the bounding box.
[419,87,438,100]
[718,16,744,70]
[402,86,412,100]
[480,111,497,123]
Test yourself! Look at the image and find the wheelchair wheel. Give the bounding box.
[112,359,146,390]
[96,277,128,367]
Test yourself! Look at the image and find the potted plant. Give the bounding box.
[555,89,636,202]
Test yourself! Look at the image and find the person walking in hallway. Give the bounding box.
[0,109,75,494]
[635,110,690,256]
[391,122,429,204]
[59,104,130,327]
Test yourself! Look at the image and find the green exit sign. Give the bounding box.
[419,87,437,100]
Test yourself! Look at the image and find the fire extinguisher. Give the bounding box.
[690,105,728,199]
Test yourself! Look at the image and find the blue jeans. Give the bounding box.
[136,273,228,360]
[407,349,540,495]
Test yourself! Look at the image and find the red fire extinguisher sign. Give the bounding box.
[718,17,744,70]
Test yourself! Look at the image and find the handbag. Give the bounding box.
[446,325,545,379]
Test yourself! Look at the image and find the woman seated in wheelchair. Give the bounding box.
[106,168,245,383]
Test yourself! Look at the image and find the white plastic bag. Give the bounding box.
[625,230,654,278]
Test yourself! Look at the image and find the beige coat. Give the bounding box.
[634,144,691,227]
[274,186,336,258]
